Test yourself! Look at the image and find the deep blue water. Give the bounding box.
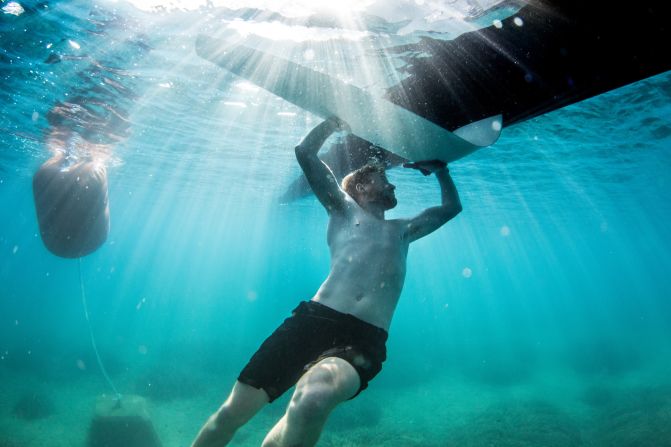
[1,1,671,446]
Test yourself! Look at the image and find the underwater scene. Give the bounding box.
[1,0,670,446]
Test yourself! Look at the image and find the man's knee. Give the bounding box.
[289,387,334,423]
[289,358,360,421]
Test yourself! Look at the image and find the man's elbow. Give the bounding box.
[295,144,318,162]
[443,202,462,221]
[294,145,310,166]
[294,144,305,158]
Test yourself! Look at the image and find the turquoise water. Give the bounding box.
[2,1,671,446]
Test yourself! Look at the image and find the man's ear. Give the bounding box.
[355,183,364,193]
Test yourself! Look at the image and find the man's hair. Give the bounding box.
[341,163,386,199]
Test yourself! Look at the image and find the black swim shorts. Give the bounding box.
[238,300,388,402]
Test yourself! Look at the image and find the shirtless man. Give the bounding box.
[192,117,462,447]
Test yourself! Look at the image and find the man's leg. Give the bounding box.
[191,381,269,447]
[262,357,360,447]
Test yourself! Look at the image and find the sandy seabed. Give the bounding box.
[1,347,671,447]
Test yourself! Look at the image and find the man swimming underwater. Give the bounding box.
[192,117,462,446]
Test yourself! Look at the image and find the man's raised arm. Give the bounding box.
[295,117,349,213]
[403,160,462,242]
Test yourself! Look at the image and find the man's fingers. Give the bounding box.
[403,162,432,176]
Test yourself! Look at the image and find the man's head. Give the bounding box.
[342,163,397,211]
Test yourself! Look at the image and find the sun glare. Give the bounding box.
[227,19,369,42]
[120,0,371,15]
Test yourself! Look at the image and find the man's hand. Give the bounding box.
[403,160,447,176]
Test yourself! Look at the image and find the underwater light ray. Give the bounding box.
[469,133,624,341]
[113,37,293,294]
[109,74,246,296]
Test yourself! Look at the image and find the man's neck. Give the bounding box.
[361,202,386,220]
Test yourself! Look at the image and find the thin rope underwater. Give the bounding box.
[78,258,122,402]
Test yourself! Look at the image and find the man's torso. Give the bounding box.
[312,197,410,330]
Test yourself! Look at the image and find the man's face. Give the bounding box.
[364,171,397,209]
